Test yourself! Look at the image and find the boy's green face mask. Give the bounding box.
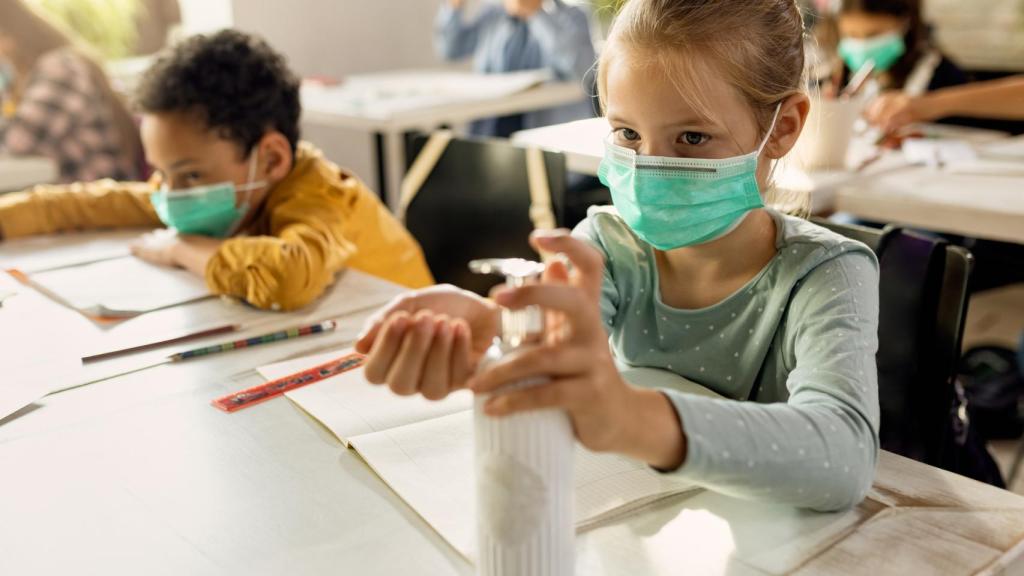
[598,105,780,250]
[150,150,266,237]
[838,32,906,74]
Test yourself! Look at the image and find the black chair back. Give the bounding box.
[814,219,974,467]
[404,134,567,295]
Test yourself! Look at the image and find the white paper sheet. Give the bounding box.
[68,269,404,388]
[0,229,145,274]
[348,410,700,560]
[29,256,211,317]
[0,272,83,422]
[901,138,978,167]
[258,347,473,446]
[0,354,80,423]
[980,135,1024,160]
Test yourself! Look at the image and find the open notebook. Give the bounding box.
[259,351,719,560]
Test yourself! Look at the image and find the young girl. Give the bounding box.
[356,0,880,511]
[835,0,966,96]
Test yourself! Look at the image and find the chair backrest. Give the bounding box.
[813,218,974,466]
[403,134,567,296]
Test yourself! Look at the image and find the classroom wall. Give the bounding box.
[924,0,1024,73]
[180,0,233,34]
[231,0,455,188]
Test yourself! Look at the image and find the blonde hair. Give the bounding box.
[597,0,810,213]
[0,0,142,176]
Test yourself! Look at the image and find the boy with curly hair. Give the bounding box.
[0,30,433,311]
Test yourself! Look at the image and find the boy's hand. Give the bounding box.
[130,229,182,267]
[356,285,501,400]
[468,230,686,469]
[130,230,221,277]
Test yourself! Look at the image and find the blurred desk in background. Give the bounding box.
[301,69,585,210]
[0,155,58,193]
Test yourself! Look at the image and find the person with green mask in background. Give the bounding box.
[835,0,967,109]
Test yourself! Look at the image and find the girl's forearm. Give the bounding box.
[920,76,1024,121]
[616,387,688,470]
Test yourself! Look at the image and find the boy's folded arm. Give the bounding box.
[204,221,356,311]
[0,180,161,239]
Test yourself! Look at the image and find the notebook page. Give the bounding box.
[348,410,701,561]
[258,349,472,446]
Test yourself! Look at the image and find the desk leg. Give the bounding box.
[374,132,387,201]
[380,130,406,213]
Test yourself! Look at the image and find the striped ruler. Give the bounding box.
[211,352,366,413]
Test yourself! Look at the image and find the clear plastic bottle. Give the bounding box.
[469,258,575,576]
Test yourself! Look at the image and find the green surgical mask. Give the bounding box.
[597,105,780,250]
[150,150,266,237]
[838,32,906,74]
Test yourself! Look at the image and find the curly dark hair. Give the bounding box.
[135,29,301,156]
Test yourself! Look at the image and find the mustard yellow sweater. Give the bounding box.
[0,144,433,310]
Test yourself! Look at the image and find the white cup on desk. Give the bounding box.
[791,96,867,171]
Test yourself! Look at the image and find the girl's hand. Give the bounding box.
[355,285,501,400]
[864,91,937,135]
[467,230,686,469]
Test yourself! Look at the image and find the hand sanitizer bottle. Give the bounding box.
[468,258,574,576]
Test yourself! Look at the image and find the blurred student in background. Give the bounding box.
[835,0,966,97]
[435,0,597,138]
[0,0,142,182]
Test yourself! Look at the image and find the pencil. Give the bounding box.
[82,323,241,363]
[168,320,337,362]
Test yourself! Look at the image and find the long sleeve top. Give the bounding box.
[575,207,881,512]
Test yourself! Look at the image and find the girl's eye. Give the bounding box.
[679,132,711,146]
[617,128,640,142]
[185,172,203,184]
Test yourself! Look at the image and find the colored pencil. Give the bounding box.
[168,320,337,362]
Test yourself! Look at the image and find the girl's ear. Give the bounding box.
[764,93,810,160]
[256,131,294,184]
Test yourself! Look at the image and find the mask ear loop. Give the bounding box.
[756,103,784,157]
[226,148,266,236]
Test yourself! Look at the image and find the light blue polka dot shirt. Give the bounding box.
[575,207,881,512]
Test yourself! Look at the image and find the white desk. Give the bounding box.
[301,70,585,210]
[2,235,1024,575]
[0,155,58,192]
[513,118,1024,244]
